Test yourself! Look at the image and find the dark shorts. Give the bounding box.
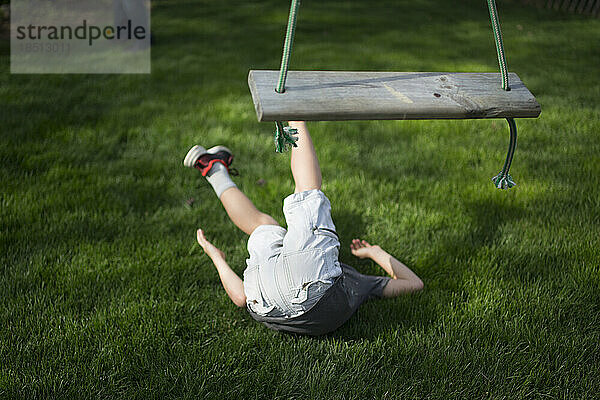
[246,263,391,336]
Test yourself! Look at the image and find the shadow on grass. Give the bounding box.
[324,197,527,341]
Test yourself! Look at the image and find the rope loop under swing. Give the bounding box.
[487,0,519,189]
[492,118,518,189]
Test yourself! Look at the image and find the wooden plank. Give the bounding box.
[248,70,541,122]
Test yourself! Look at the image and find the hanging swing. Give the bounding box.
[248,0,541,189]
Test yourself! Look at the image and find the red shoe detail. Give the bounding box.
[194,158,229,176]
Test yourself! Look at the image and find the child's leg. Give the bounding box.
[185,145,279,236]
[219,186,279,236]
[278,122,342,309]
[289,121,322,193]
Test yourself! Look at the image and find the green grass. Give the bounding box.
[1,0,599,398]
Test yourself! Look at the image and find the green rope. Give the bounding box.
[272,0,301,152]
[487,1,518,189]
[487,0,510,91]
[492,118,517,189]
[276,0,301,94]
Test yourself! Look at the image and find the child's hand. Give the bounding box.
[197,229,226,261]
[350,239,380,259]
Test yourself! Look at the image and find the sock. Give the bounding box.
[205,162,237,198]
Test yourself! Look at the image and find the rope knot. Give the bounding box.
[274,121,298,153]
[492,172,516,189]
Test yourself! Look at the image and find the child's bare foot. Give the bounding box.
[350,239,380,259]
[196,229,225,260]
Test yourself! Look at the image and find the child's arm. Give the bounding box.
[351,239,424,298]
[196,229,247,307]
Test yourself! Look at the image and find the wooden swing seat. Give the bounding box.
[248,70,541,122]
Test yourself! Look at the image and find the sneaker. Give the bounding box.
[183,145,235,176]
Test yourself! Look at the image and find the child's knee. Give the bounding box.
[257,214,279,228]
[295,183,321,194]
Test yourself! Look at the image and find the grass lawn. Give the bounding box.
[1,0,599,398]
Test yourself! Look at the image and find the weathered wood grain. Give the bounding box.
[248,70,541,122]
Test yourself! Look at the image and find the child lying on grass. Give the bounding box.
[183,121,423,335]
